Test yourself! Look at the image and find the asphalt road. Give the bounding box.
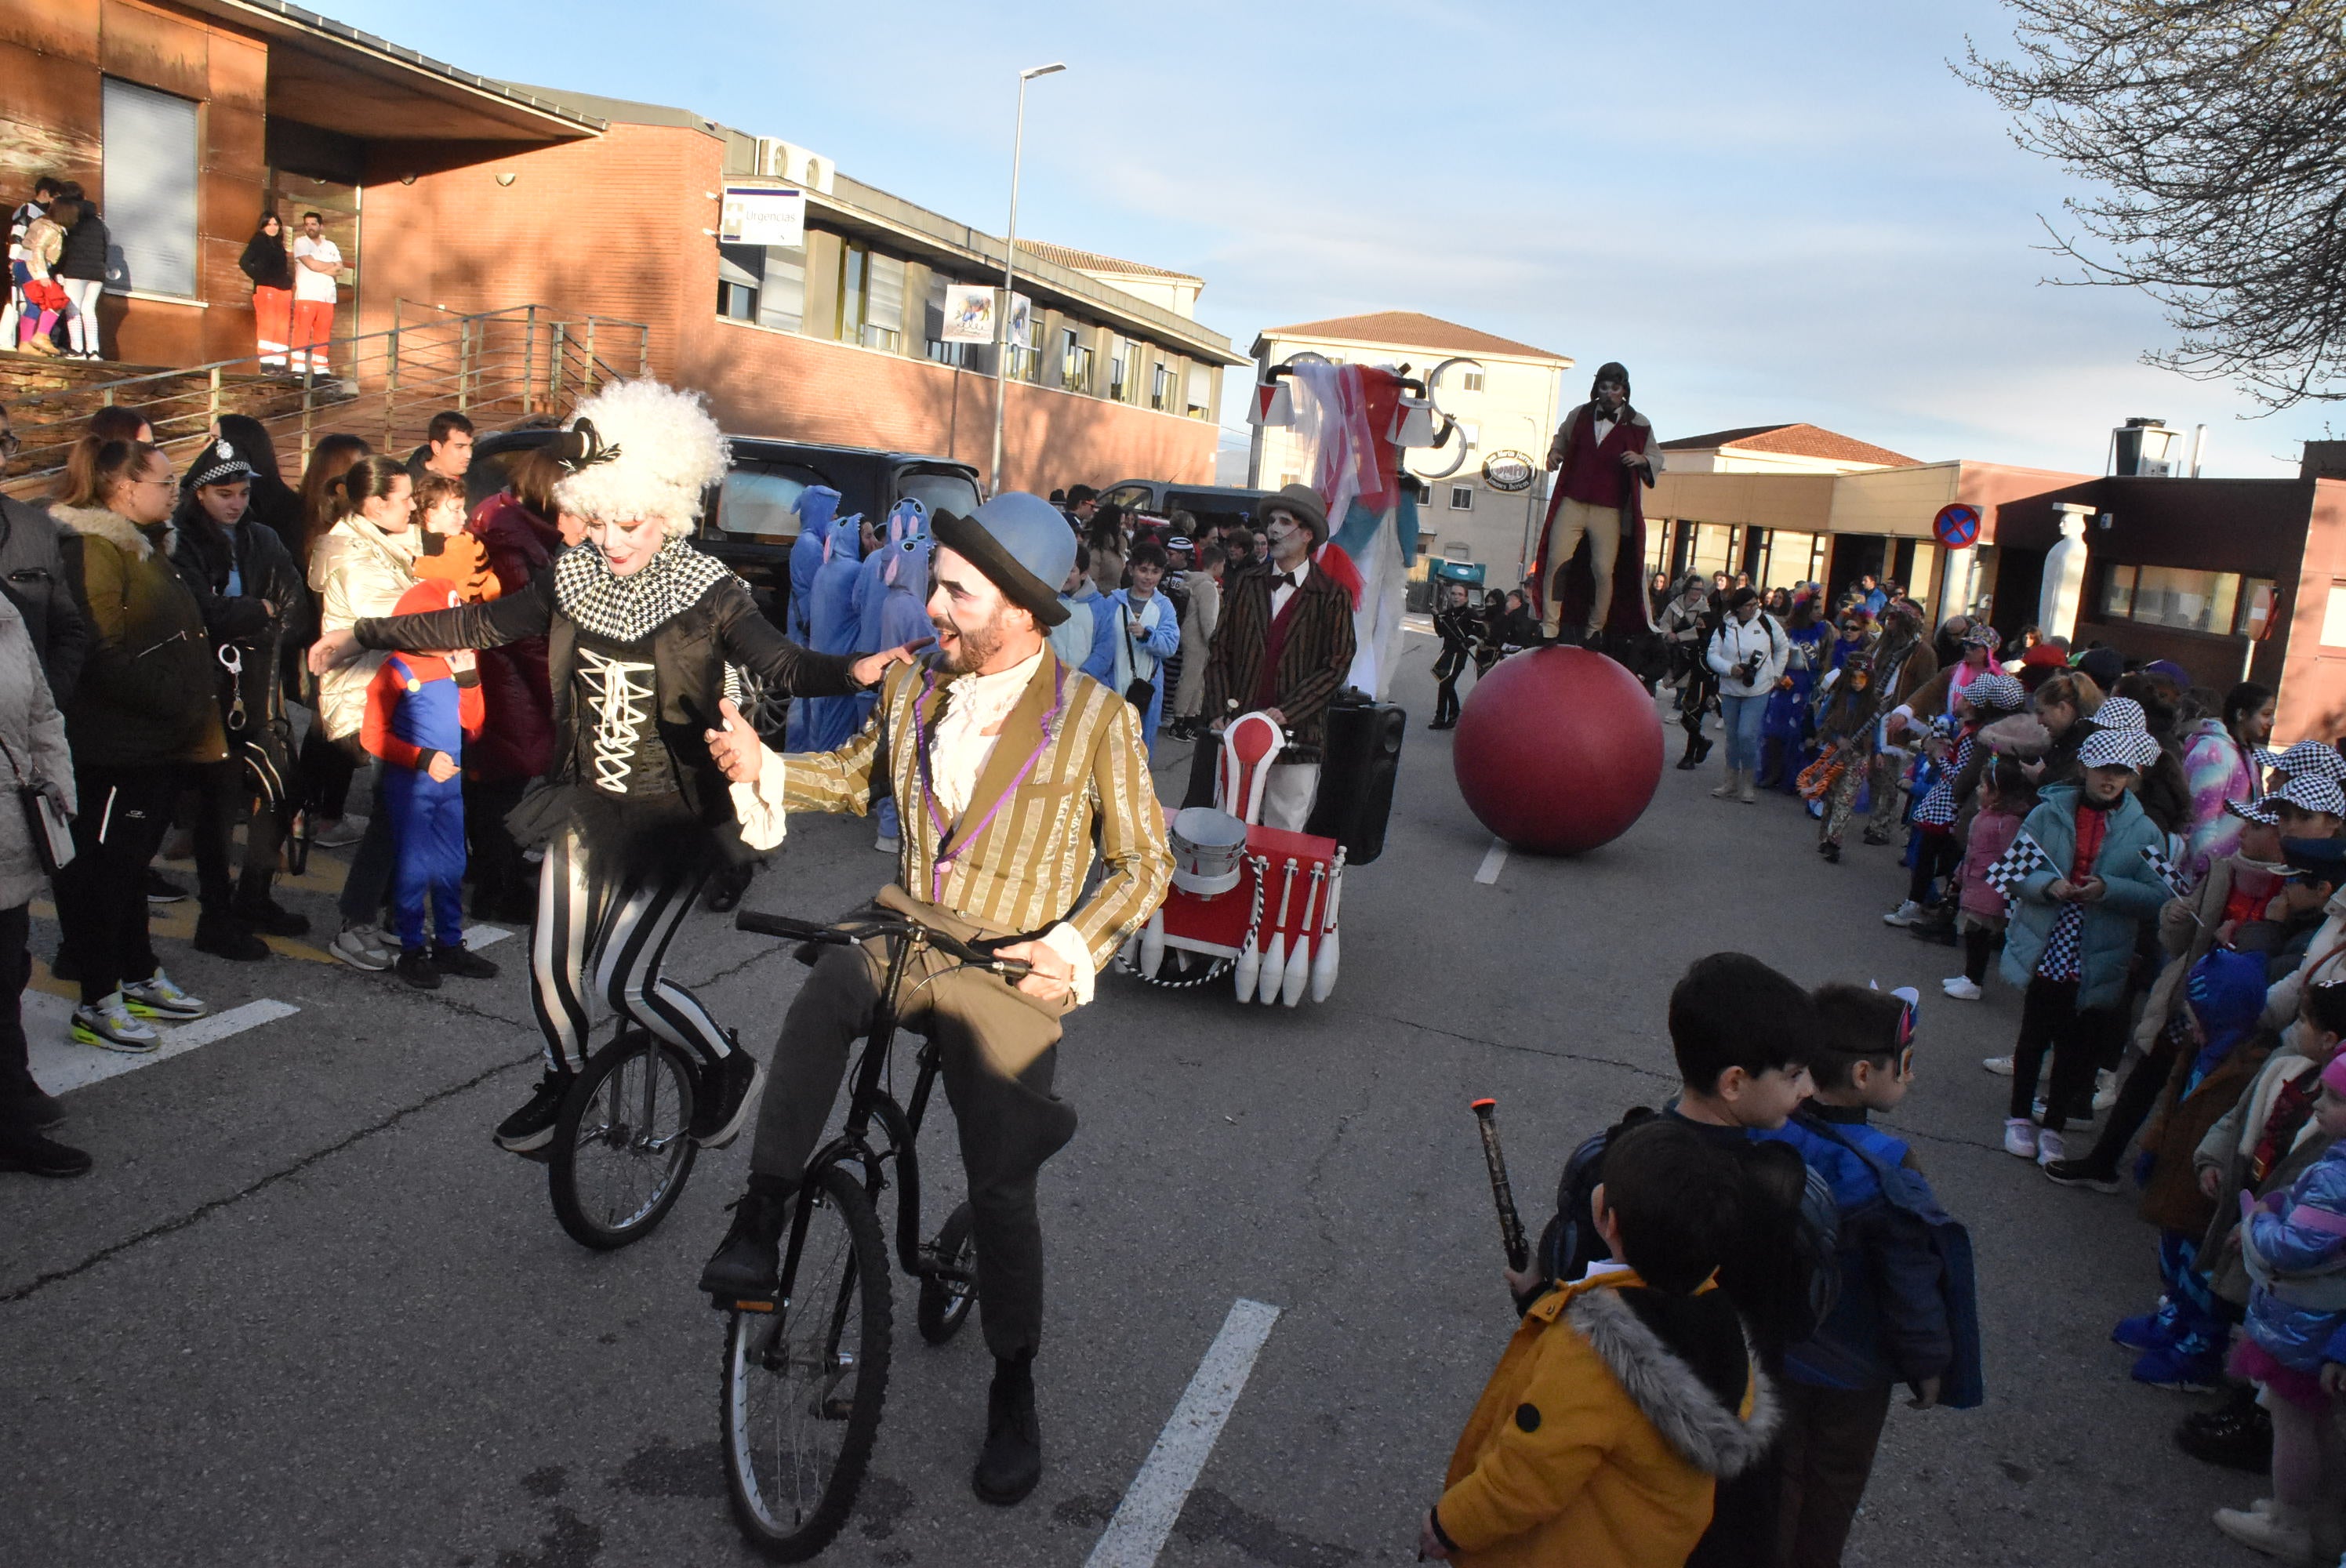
[0,631,2275,1568]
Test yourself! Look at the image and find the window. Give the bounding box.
[924,274,968,365]
[717,244,761,321]
[1151,361,1174,412]
[2100,564,2242,634]
[1462,371,1485,392]
[899,467,983,521]
[761,244,805,332]
[1186,364,1212,419]
[1060,328,1092,393]
[1445,539,1472,560]
[1459,422,1481,452]
[710,464,826,542]
[862,252,905,350]
[1449,485,1475,511]
[1110,338,1138,402]
[103,78,198,297]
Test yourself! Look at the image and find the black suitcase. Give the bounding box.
[1305,692,1404,866]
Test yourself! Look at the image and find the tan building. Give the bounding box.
[1247,310,1572,577]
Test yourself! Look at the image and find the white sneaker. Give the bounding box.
[1943,976,1983,1001]
[2036,1130,2067,1167]
[2003,1118,2038,1159]
[331,921,394,972]
[2213,1502,2310,1560]
[1982,1055,2016,1076]
[2094,1069,2119,1113]
[71,993,160,1052]
[873,833,900,855]
[1883,900,1927,927]
[314,815,368,849]
[122,968,208,1020]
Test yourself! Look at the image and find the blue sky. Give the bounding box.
[334,0,2328,476]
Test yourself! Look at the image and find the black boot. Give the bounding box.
[974,1352,1043,1505]
[1692,733,1712,764]
[698,1177,794,1304]
[2175,1384,2272,1473]
[1676,731,1702,770]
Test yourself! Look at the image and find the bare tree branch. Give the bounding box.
[1959,1,2346,409]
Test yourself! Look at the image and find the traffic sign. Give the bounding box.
[1933,503,1981,549]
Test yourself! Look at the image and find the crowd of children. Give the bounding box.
[1426,621,2346,1565]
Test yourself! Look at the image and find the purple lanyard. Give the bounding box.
[911,662,1066,904]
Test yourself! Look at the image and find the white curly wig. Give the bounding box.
[552,380,729,536]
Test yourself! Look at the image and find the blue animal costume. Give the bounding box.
[869,526,935,850]
[790,506,866,751]
[361,585,485,957]
[786,485,840,645]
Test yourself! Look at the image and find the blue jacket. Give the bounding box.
[786,486,841,643]
[2243,1142,2346,1370]
[1999,784,2170,1010]
[1064,581,1119,686]
[1760,1109,1953,1389]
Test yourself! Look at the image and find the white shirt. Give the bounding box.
[1267,557,1312,619]
[730,646,1102,1004]
[292,234,341,303]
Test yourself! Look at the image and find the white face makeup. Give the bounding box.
[587,517,668,576]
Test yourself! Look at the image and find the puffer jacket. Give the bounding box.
[1436,1269,1776,1568]
[0,594,74,909]
[1705,611,1790,699]
[308,512,419,740]
[2000,783,2171,1010]
[52,506,222,768]
[2241,1142,2346,1370]
[463,493,559,782]
[0,492,89,701]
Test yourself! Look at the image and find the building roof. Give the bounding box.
[1022,242,1200,283]
[1253,310,1569,364]
[1661,423,1920,468]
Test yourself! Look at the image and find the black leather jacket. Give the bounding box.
[0,495,89,701]
[354,567,861,822]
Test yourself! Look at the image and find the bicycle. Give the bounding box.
[529,1023,702,1251]
[714,907,1028,1560]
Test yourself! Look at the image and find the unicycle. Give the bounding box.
[714,909,1015,1559]
[547,1025,700,1250]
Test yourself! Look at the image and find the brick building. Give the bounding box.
[2,2,1242,492]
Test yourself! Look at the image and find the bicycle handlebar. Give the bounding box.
[734,909,1034,980]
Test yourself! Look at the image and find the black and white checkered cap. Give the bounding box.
[2078,727,2161,772]
[187,438,252,490]
[2226,796,2281,826]
[2087,695,2147,732]
[2275,772,2346,817]
[1965,671,2025,713]
[2276,740,2346,786]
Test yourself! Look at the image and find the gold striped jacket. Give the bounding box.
[780,649,1172,968]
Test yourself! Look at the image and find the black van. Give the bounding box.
[466,430,981,607]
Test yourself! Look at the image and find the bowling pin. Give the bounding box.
[1281,864,1323,1007]
[1139,909,1165,978]
[1310,851,1347,1002]
[1260,858,1298,1004]
[1233,857,1263,1000]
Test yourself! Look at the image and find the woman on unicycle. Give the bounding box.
[310,381,920,1158]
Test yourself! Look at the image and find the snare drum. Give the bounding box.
[1168,807,1248,896]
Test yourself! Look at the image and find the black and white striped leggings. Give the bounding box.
[531,822,735,1076]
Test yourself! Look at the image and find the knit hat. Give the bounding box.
[1964,671,2026,714]
[2076,646,2126,689]
[549,380,730,532]
[187,437,254,490]
[2078,727,2160,772]
[2088,695,2147,732]
[2276,740,2346,786]
[2275,773,2346,817]
[2284,837,2346,888]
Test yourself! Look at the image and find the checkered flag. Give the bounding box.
[2140,843,2192,900]
[1984,833,2053,901]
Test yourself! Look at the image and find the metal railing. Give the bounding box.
[2,302,650,498]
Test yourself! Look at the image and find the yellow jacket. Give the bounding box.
[1436,1269,1777,1568]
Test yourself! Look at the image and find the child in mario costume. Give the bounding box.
[362,584,499,990]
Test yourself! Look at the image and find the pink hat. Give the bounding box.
[2322,1053,2346,1100]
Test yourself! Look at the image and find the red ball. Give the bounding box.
[1451,647,1665,855]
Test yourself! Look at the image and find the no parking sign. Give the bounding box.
[1933,503,1981,549]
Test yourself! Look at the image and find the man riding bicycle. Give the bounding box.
[700,491,1172,1508]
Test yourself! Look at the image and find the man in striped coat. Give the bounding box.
[699,492,1171,1508]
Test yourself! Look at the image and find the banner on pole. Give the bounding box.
[942,284,995,343]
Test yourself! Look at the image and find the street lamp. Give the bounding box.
[989,60,1066,498]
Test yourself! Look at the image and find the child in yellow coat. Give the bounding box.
[1425,1118,1780,1568]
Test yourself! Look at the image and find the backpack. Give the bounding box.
[1538,1106,1843,1349]
[1802,1116,1985,1409]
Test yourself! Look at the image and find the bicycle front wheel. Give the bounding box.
[547,1029,699,1250]
[721,1163,893,1560]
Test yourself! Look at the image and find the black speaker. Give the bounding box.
[1305,693,1405,865]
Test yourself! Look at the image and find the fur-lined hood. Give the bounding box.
[1978,713,2052,758]
[1565,1284,1780,1479]
[52,503,170,562]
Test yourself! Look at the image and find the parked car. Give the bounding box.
[1096,478,1274,536]
[464,428,979,740]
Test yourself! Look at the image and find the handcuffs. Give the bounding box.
[219,643,249,735]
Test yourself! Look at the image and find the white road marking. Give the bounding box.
[1087,1298,1282,1568]
[465,924,513,950]
[1474,840,1509,884]
[28,997,301,1093]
